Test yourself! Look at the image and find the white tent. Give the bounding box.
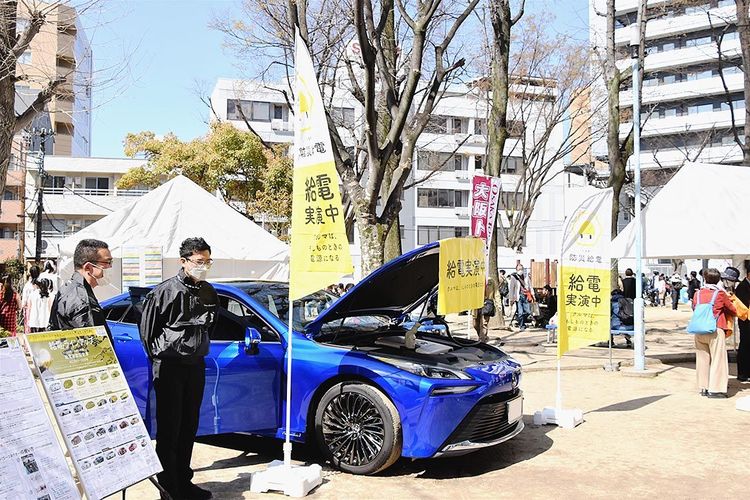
[612,162,749,266]
[57,175,289,299]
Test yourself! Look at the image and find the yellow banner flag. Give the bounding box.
[558,189,613,357]
[437,237,485,315]
[289,31,353,301]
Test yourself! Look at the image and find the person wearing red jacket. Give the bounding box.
[691,268,737,398]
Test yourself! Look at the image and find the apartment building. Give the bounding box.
[211,77,592,276]
[24,157,148,260]
[589,0,745,189]
[16,1,93,156]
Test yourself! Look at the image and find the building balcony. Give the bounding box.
[0,200,23,225]
[620,72,744,107]
[636,143,743,170]
[0,238,20,261]
[5,169,24,187]
[615,5,736,45]
[40,188,149,217]
[615,39,742,74]
[621,108,746,138]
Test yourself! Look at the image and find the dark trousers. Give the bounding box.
[671,289,680,310]
[738,323,750,379]
[154,359,206,494]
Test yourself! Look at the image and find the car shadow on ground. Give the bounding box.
[196,415,554,482]
[381,415,554,479]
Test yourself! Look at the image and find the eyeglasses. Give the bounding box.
[185,258,213,267]
[90,260,113,267]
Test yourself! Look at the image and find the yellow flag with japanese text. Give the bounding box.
[557,189,613,357]
[289,31,353,300]
[437,237,485,315]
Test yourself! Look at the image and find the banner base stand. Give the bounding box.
[602,362,620,372]
[533,407,583,429]
[250,460,322,497]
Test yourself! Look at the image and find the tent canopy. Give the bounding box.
[611,162,750,261]
[57,175,289,297]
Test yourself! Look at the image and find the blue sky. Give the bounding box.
[86,0,589,158]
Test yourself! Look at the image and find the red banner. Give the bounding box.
[470,174,501,265]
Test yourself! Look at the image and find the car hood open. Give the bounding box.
[304,242,440,337]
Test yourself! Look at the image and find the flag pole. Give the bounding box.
[284,299,293,467]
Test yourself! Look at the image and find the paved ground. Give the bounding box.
[111,305,750,499]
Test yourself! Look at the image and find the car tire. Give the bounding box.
[314,382,402,475]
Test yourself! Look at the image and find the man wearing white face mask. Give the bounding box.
[48,239,113,338]
[140,237,217,500]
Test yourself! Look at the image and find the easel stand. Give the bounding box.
[533,359,584,429]
[121,476,168,499]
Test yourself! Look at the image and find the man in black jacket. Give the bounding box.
[48,239,112,336]
[140,238,218,500]
[736,261,750,382]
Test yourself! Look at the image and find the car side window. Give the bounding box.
[105,298,130,322]
[213,295,279,342]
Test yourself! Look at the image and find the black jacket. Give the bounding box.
[140,269,218,363]
[48,272,110,336]
[736,278,750,334]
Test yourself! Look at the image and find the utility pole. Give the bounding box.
[33,128,52,264]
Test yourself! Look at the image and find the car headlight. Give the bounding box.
[371,355,471,380]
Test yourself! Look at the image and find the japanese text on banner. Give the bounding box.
[469,175,501,267]
[289,31,352,300]
[438,237,486,315]
[557,188,613,357]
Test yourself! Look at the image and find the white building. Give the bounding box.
[211,78,591,277]
[24,156,149,259]
[590,0,745,171]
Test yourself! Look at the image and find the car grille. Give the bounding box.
[442,388,521,445]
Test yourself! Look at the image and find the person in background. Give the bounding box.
[344,283,354,293]
[621,268,636,300]
[39,260,60,295]
[24,278,54,333]
[480,281,497,342]
[22,265,40,334]
[691,268,737,398]
[536,285,557,328]
[610,288,634,348]
[0,276,21,336]
[140,238,217,500]
[508,264,531,331]
[735,261,750,382]
[48,239,113,336]
[669,272,684,310]
[657,274,667,306]
[687,271,701,303]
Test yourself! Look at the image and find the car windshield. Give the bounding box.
[235,282,337,331]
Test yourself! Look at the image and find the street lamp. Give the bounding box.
[630,24,646,371]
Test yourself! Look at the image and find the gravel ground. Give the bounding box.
[112,359,750,499]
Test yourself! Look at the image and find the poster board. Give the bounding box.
[0,337,79,500]
[27,327,162,500]
[122,246,163,290]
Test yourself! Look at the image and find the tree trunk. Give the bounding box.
[737,0,750,165]
[356,215,386,277]
[0,75,17,214]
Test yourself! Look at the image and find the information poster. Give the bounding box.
[27,327,161,500]
[122,246,163,290]
[0,337,79,500]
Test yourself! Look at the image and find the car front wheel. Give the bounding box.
[314,382,401,475]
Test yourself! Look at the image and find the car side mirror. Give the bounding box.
[244,327,261,355]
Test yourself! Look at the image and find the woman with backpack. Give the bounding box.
[690,268,737,398]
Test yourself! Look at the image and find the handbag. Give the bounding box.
[686,289,720,334]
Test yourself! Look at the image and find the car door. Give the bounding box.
[204,291,284,435]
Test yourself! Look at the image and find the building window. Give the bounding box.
[449,117,466,134]
[84,177,109,194]
[475,156,483,172]
[332,107,355,128]
[424,115,448,134]
[501,156,523,173]
[417,151,454,171]
[251,101,270,121]
[3,190,17,200]
[417,188,469,208]
[18,50,31,64]
[474,119,487,135]
[43,176,66,189]
[499,191,523,211]
[417,226,469,245]
[273,104,284,120]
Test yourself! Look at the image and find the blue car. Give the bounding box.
[103,242,523,475]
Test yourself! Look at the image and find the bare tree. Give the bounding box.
[0,0,107,212]
[215,0,482,275]
[485,16,605,252]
